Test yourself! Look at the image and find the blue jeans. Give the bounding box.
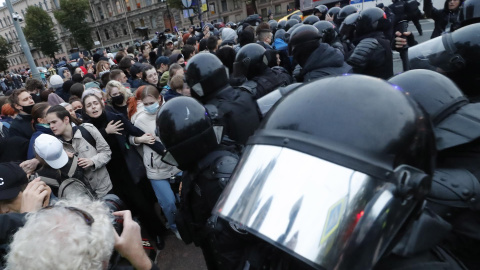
[150,176,179,231]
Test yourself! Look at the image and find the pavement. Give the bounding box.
[393,19,435,74]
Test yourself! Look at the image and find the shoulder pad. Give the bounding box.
[238,80,258,96]
[347,38,381,69]
[212,154,239,189]
[204,104,222,121]
[428,169,480,210]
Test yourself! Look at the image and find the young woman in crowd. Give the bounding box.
[133,85,182,239]
[27,102,53,160]
[127,85,146,124]
[45,105,113,198]
[81,93,167,248]
[105,80,131,118]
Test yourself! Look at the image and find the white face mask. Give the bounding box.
[144,102,159,114]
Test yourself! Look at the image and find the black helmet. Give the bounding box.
[156,96,219,170]
[234,43,268,79]
[339,13,359,41]
[460,0,480,27]
[313,21,337,44]
[286,22,303,34]
[355,7,389,36]
[327,7,341,23]
[214,75,435,270]
[203,23,214,32]
[408,23,480,99]
[277,20,287,30]
[314,4,328,20]
[284,18,299,32]
[389,69,480,150]
[226,21,237,29]
[245,14,262,26]
[336,5,358,26]
[291,14,302,23]
[303,15,320,25]
[185,53,229,102]
[268,20,278,33]
[274,29,286,41]
[288,24,320,56]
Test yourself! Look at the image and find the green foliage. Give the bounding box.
[0,36,11,72]
[24,6,61,58]
[53,0,93,50]
[167,0,185,11]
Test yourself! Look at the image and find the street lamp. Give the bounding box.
[5,0,40,79]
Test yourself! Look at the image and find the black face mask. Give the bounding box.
[180,63,185,68]
[22,104,34,114]
[75,109,83,116]
[111,95,125,105]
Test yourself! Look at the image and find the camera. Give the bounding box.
[12,12,23,22]
[103,194,126,234]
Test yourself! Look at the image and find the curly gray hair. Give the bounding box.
[6,197,115,270]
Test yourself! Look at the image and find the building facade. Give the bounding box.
[0,0,294,73]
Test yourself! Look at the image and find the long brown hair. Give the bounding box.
[31,102,50,130]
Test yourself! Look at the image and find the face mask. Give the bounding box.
[180,63,185,68]
[75,109,83,115]
[37,123,50,128]
[22,104,34,114]
[111,95,125,105]
[144,102,159,114]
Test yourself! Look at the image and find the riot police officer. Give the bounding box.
[185,53,261,145]
[233,43,292,99]
[347,7,394,79]
[288,25,351,82]
[156,97,248,270]
[213,74,465,269]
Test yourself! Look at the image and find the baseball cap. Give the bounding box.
[166,39,173,45]
[0,162,28,200]
[34,134,68,169]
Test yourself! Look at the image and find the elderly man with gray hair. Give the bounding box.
[5,197,159,270]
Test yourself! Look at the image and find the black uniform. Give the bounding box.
[424,0,463,38]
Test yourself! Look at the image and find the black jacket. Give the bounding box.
[424,0,463,38]
[0,213,26,268]
[8,114,33,140]
[55,86,70,103]
[249,67,292,99]
[302,43,352,82]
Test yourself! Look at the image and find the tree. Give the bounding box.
[53,0,93,50]
[24,6,61,59]
[0,36,11,72]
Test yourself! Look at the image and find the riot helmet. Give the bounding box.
[408,23,480,99]
[214,75,435,270]
[284,18,299,32]
[339,13,359,41]
[291,14,302,23]
[285,22,303,43]
[156,96,220,170]
[460,0,480,26]
[389,69,480,151]
[288,25,321,65]
[226,21,237,29]
[274,29,287,41]
[234,43,268,79]
[203,23,214,32]
[327,7,341,25]
[336,5,358,26]
[185,53,229,102]
[313,21,337,44]
[355,7,390,36]
[303,15,320,25]
[314,4,328,20]
[277,20,287,30]
[245,14,262,26]
[269,20,278,33]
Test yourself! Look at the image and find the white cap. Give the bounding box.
[49,74,63,88]
[34,134,68,169]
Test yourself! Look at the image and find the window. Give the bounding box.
[41,61,44,66]
[0,20,3,28]
[235,14,240,22]
[98,6,104,20]
[221,0,227,12]
[233,0,239,9]
[122,24,127,35]
[116,1,122,13]
[7,16,11,24]
[39,2,43,9]
[136,0,140,8]
[44,0,48,10]
[90,9,95,22]
[113,28,118,38]
[125,0,131,11]
[275,4,281,14]
[96,31,101,41]
[150,17,156,29]
[4,33,8,42]
[140,18,145,27]
[12,30,17,39]
[107,3,113,16]
[104,29,110,39]
[3,18,7,26]
[260,0,266,3]
[130,21,135,31]
[223,16,228,23]
[261,8,267,18]
[146,0,152,6]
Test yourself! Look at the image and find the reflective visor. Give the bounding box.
[214,145,387,269]
[409,34,460,73]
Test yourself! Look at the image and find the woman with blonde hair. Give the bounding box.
[105,80,131,118]
[96,60,110,77]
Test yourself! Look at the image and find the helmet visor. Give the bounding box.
[409,34,462,73]
[214,145,389,269]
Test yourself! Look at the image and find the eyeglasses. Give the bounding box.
[43,205,95,226]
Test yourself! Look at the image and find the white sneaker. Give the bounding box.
[172,229,182,241]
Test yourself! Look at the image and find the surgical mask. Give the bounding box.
[37,123,50,128]
[22,104,34,114]
[111,95,124,105]
[144,102,159,114]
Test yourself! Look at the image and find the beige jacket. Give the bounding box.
[134,110,181,180]
[62,123,113,197]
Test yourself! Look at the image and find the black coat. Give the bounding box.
[8,114,33,140]
[302,43,352,82]
[424,0,463,38]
